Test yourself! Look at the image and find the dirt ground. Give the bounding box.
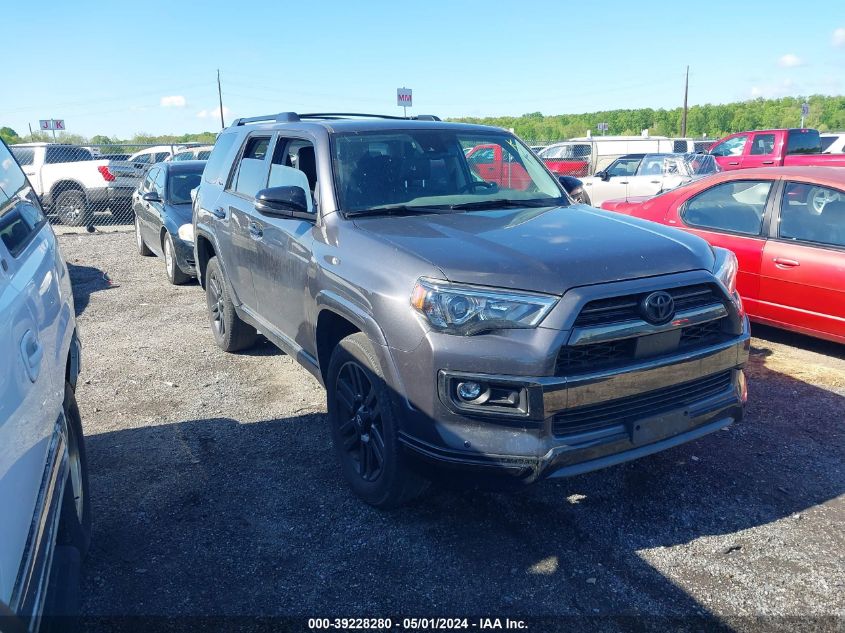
[59,230,844,631]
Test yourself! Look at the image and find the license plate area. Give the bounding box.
[628,410,691,445]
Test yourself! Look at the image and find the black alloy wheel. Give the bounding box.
[334,360,386,482]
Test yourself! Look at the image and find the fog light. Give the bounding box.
[457,381,483,401]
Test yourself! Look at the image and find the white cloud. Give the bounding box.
[778,54,803,68]
[750,79,796,99]
[833,27,845,47]
[197,106,231,120]
[160,95,186,108]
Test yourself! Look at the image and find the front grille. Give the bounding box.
[555,317,728,375]
[553,370,733,436]
[679,319,724,349]
[573,284,722,328]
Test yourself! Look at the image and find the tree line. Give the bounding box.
[450,95,845,141]
[2,95,844,147]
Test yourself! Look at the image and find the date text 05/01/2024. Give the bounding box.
[307,618,528,630]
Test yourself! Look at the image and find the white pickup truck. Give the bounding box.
[11,143,139,226]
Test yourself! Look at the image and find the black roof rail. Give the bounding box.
[230,112,442,126]
[232,112,300,126]
[300,113,442,122]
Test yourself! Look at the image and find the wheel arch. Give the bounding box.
[195,231,216,289]
[50,180,87,204]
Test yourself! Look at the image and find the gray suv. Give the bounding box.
[193,112,750,508]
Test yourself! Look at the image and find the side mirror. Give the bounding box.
[558,175,583,195]
[595,170,609,181]
[254,186,310,217]
[142,191,161,202]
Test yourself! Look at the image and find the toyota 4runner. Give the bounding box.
[193,112,750,508]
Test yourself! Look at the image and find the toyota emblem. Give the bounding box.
[640,291,675,324]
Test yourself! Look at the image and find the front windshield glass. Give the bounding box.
[167,171,202,204]
[638,153,721,178]
[332,129,566,213]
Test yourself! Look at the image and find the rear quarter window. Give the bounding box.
[203,134,238,185]
[10,147,34,166]
[786,130,821,155]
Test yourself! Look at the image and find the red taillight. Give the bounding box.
[98,165,116,182]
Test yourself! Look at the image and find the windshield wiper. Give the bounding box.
[448,198,565,211]
[345,204,451,218]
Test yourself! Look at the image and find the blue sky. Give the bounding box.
[3,0,844,138]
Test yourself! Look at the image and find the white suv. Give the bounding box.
[0,139,90,629]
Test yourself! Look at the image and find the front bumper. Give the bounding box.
[396,325,750,483]
[172,236,197,275]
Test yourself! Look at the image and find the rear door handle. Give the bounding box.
[248,221,264,239]
[728,161,740,166]
[20,330,43,383]
[649,180,661,184]
[210,206,226,219]
[773,257,800,268]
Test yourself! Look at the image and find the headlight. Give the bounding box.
[712,247,739,297]
[177,223,194,243]
[410,278,557,335]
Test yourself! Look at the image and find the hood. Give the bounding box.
[352,204,714,296]
[164,202,193,225]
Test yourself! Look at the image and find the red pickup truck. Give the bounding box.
[709,128,845,171]
[465,144,588,191]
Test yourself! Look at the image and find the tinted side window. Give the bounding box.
[10,147,34,166]
[786,130,821,155]
[750,134,776,155]
[232,136,271,198]
[152,168,166,195]
[203,133,238,185]
[820,137,836,152]
[682,180,771,235]
[133,154,151,165]
[606,158,641,177]
[778,182,845,248]
[46,146,90,163]
[710,136,747,157]
[154,152,170,163]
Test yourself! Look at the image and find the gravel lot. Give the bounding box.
[59,230,844,631]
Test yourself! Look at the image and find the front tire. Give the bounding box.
[204,256,257,352]
[164,233,190,285]
[327,333,428,509]
[57,382,92,557]
[55,189,91,227]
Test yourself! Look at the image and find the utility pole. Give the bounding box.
[681,65,689,137]
[217,69,225,129]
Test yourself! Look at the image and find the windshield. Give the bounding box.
[167,171,202,204]
[331,129,566,214]
[538,143,591,160]
[638,153,721,178]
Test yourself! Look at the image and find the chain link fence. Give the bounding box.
[9,142,213,230]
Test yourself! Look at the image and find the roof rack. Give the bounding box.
[232,112,441,126]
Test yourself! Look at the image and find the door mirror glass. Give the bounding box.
[254,186,310,217]
[142,191,161,202]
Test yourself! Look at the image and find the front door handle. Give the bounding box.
[210,206,226,219]
[762,160,775,165]
[248,222,264,239]
[20,330,43,383]
[649,180,661,184]
[773,257,800,268]
[728,161,740,166]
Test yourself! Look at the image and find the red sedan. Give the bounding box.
[601,166,845,344]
